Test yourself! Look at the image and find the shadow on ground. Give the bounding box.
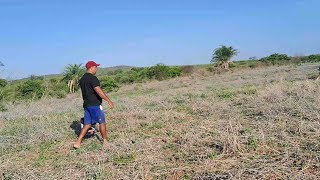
[70,119,98,139]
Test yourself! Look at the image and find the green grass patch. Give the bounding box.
[112,153,135,166]
[216,89,236,100]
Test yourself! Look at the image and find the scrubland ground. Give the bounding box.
[1,63,320,179]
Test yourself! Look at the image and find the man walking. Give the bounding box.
[73,60,114,149]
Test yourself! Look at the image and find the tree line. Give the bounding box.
[0,46,319,107]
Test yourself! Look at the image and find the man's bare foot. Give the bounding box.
[73,143,81,149]
[103,139,110,148]
[103,140,115,149]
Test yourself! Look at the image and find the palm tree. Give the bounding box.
[63,64,85,93]
[211,45,238,69]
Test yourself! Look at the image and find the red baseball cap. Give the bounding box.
[85,61,100,69]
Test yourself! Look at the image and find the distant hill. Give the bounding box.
[101,65,135,71]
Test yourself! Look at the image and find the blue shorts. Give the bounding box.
[83,105,106,125]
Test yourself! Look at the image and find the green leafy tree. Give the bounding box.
[100,76,119,92]
[63,64,85,93]
[211,45,238,69]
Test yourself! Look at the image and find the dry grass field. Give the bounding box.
[1,63,320,179]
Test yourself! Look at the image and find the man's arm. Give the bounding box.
[94,86,114,109]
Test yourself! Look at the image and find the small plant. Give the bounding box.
[248,136,258,150]
[207,152,217,159]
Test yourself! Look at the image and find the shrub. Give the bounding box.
[114,69,123,75]
[47,79,68,98]
[118,75,135,84]
[0,84,17,101]
[249,64,256,68]
[106,71,114,76]
[100,76,119,92]
[308,54,320,62]
[49,77,60,84]
[181,65,194,75]
[131,67,144,72]
[147,64,182,80]
[0,103,7,112]
[229,63,236,68]
[0,79,8,88]
[17,80,45,99]
[29,75,44,80]
[149,64,170,81]
[167,66,182,78]
[259,53,290,65]
[207,66,214,72]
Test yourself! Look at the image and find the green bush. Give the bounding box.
[114,69,123,75]
[207,66,215,72]
[259,53,290,65]
[106,71,114,76]
[47,79,68,98]
[100,76,119,92]
[0,84,17,101]
[308,54,320,62]
[29,75,44,80]
[49,77,60,84]
[167,66,182,78]
[147,64,182,81]
[118,75,135,84]
[150,64,170,80]
[229,63,236,68]
[131,67,144,72]
[17,80,45,99]
[249,64,256,68]
[0,79,8,87]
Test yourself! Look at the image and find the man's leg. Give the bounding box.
[73,124,92,148]
[99,123,107,141]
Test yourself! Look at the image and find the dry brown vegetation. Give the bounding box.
[1,63,320,179]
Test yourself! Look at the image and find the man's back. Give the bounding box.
[79,73,102,107]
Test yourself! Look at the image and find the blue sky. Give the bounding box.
[0,0,319,79]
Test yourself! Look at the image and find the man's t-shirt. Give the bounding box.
[79,73,102,107]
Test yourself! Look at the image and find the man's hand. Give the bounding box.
[94,86,114,109]
[108,101,114,109]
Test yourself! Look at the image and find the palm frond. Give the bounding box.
[211,45,238,63]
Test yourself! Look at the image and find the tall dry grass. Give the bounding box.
[1,63,320,179]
